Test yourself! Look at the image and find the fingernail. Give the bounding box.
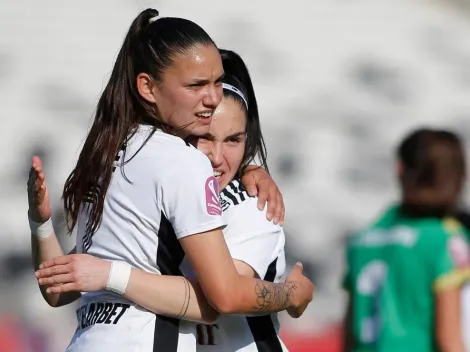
[296,262,303,267]
[38,279,43,284]
[39,264,43,269]
[266,212,273,219]
[273,218,279,225]
[35,271,40,278]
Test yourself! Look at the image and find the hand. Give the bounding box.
[285,263,314,318]
[35,254,111,294]
[241,166,285,225]
[27,156,51,223]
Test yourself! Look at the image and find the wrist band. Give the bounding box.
[106,261,132,295]
[28,216,54,239]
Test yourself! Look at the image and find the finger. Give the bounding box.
[46,283,79,294]
[290,262,303,275]
[280,207,285,226]
[257,183,268,212]
[273,193,284,225]
[38,273,74,286]
[32,156,44,173]
[39,256,72,269]
[33,172,45,191]
[35,264,70,278]
[243,174,258,197]
[265,186,279,222]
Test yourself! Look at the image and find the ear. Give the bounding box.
[137,73,157,103]
[396,160,404,178]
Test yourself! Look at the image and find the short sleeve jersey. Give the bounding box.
[344,206,470,352]
[71,125,225,352]
[195,179,288,352]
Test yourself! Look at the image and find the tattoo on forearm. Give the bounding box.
[253,280,297,313]
[176,277,191,319]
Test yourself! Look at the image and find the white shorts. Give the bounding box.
[66,300,196,352]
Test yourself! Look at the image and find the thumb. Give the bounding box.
[290,262,303,275]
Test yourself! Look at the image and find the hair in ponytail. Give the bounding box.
[219,49,269,176]
[63,8,216,236]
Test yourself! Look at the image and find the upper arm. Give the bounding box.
[179,228,241,311]
[160,148,225,239]
[435,287,464,351]
[432,221,470,292]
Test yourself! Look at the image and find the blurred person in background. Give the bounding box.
[31,48,296,352]
[343,128,470,352]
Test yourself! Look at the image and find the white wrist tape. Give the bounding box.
[106,261,132,295]
[28,216,54,239]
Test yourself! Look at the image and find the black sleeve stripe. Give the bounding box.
[220,179,252,210]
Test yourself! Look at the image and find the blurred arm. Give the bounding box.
[435,287,465,352]
[342,294,354,352]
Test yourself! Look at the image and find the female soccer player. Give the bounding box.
[343,129,470,352]
[33,48,291,351]
[29,9,313,351]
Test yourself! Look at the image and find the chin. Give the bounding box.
[190,124,211,136]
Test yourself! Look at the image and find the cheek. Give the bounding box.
[196,140,212,157]
[227,143,246,172]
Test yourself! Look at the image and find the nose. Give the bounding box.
[208,142,223,168]
[203,84,222,108]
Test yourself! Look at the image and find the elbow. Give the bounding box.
[200,310,221,324]
[209,293,240,315]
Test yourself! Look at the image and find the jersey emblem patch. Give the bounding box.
[205,176,222,216]
[448,235,470,268]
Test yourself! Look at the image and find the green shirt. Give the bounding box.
[344,206,470,352]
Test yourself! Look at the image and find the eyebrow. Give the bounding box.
[190,73,225,86]
[200,131,245,141]
[225,132,245,139]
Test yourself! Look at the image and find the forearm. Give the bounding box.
[214,275,297,315]
[31,233,80,307]
[125,269,219,323]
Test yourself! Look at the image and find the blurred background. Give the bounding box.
[2,0,470,351]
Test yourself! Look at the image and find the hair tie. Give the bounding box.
[222,83,248,109]
[149,15,161,24]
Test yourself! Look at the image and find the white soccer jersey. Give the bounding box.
[67,124,225,352]
[194,179,288,352]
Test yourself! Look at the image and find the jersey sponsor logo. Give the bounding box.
[448,235,470,268]
[75,302,130,330]
[205,176,222,216]
[351,226,417,248]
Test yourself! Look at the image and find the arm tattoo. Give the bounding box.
[176,277,191,319]
[252,280,297,313]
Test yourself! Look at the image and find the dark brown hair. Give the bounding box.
[62,9,216,235]
[398,128,466,216]
[219,49,269,176]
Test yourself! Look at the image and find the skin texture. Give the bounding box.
[137,44,225,138]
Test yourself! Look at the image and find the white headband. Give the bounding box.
[222,83,248,109]
[149,15,161,23]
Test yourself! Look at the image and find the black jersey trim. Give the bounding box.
[245,258,284,352]
[153,211,185,351]
[220,179,252,211]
